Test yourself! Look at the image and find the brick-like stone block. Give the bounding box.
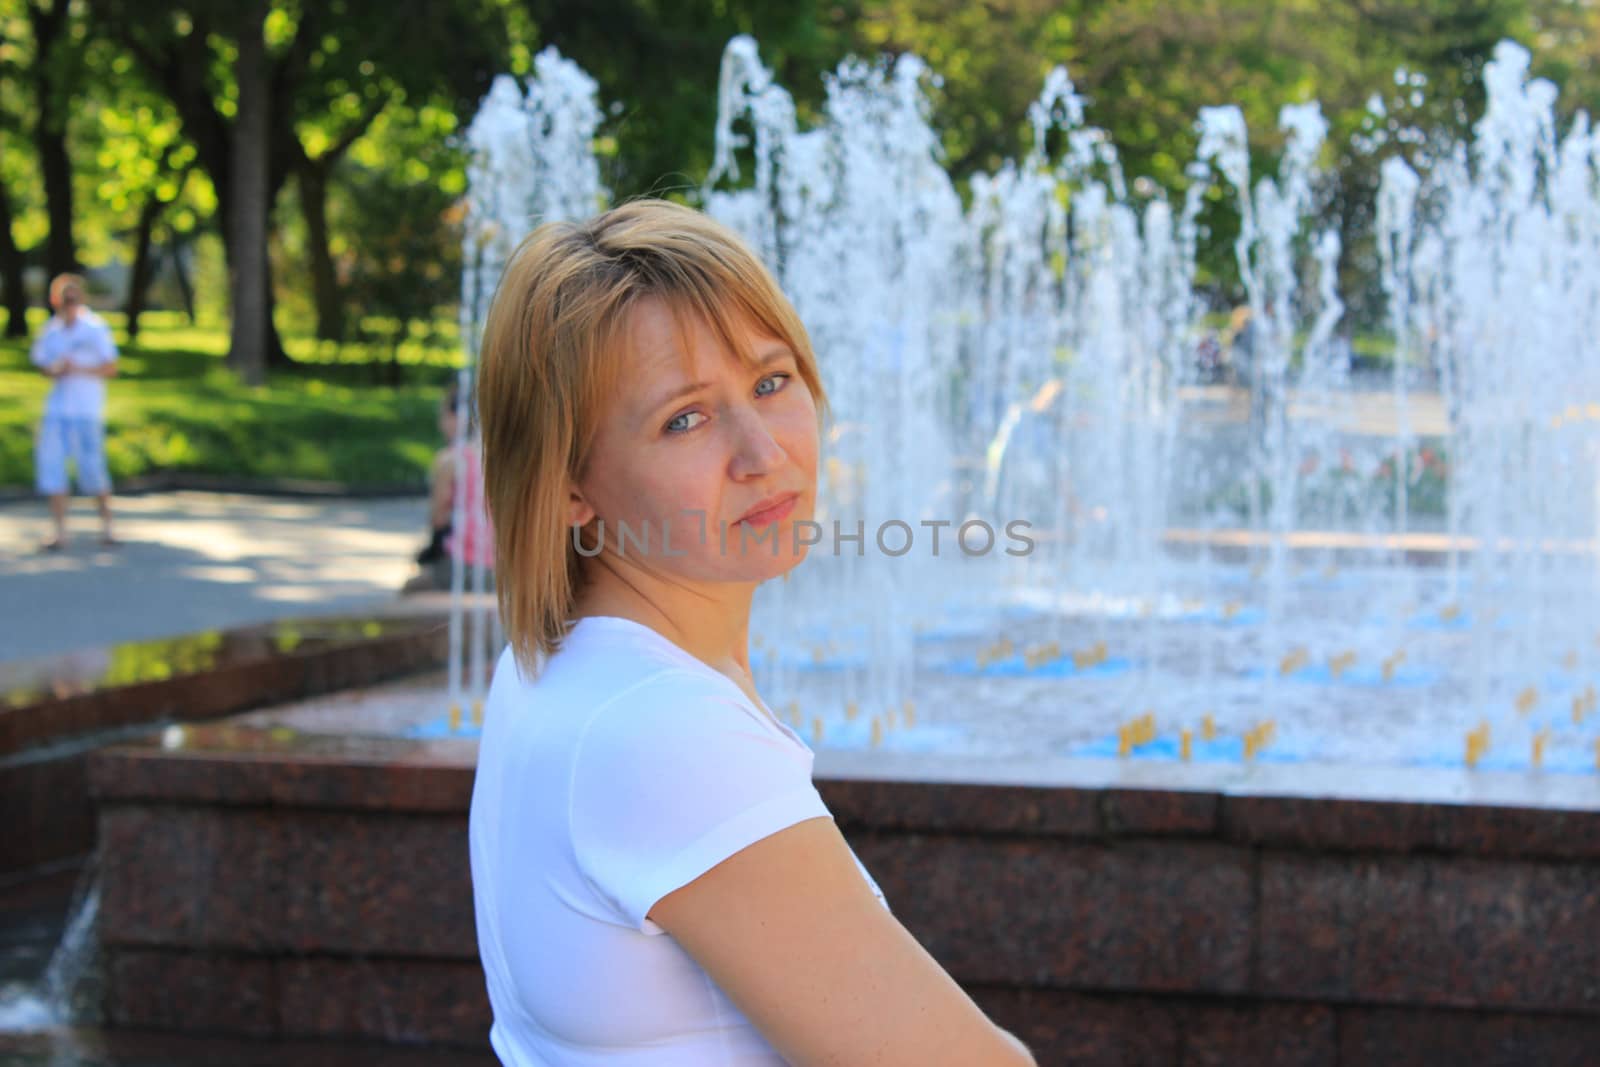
[1429,804,1600,862]
[98,805,478,957]
[821,779,1100,835]
[1339,1004,1600,1066]
[1255,852,1365,1000]
[1258,852,1600,1013]
[1226,795,1600,861]
[848,834,1252,994]
[0,750,94,872]
[969,988,1179,1066]
[1177,1000,1337,1066]
[107,949,277,1036]
[98,806,288,950]
[264,754,476,812]
[1101,788,1218,837]
[279,957,491,1047]
[1224,795,1439,855]
[89,735,475,811]
[280,811,476,958]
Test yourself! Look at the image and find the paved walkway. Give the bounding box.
[0,491,433,664]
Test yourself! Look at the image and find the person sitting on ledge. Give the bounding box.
[404,380,495,594]
[468,199,1036,1066]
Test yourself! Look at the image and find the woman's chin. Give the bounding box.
[723,541,810,583]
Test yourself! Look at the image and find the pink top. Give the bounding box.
[447,443,495,567]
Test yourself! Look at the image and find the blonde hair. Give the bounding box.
[476,199,828,676]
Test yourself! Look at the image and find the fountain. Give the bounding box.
[419,39,1600,778]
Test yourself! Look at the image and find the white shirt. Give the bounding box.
[30,309,117,420]
[469,616,885,1066]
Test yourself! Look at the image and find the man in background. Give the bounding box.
[31,273,119,550]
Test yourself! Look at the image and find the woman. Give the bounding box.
[469,199,1035,1066]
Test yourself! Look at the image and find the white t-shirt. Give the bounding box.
[30,309,118,420]
[469,615,885,1066]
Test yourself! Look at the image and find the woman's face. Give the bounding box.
[570,295,819,586]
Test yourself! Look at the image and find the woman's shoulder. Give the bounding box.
[487,619,790,762]
[505,621,727,720]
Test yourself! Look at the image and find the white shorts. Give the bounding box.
[35,416,111,496]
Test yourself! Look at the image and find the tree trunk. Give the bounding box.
[298,163,345,342]
[0,180,28,337]
[264,248,291,369]
[108,5,297,372]
[227,0,271,385]
[123,193,164,341]
[168,238,196,324]
[293,96,386,345]
[35,116,76,280]
[29,0,77,279]
[125,158,193,341]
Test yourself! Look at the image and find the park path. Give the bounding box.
[0,491,434,664]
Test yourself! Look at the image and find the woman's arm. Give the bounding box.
[649,817,1037,1066]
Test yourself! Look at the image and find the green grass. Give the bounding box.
[0,309,462,490]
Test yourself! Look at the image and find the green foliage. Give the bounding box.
[525,0,848,197]
[0,3,47,253]
[327,102,466,377]
[1,0,1585,373]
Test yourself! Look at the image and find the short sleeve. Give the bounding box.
[94,319,118,362]
[29,326,56,368]
[569,670,830,933]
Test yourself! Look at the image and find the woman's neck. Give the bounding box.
[574,570,757,679]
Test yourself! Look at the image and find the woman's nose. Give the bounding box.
[727,405,786,479]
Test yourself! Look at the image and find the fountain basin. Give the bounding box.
[85,675,1600,1063]
[0,606,453,876]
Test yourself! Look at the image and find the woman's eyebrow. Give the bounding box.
[643,345,796,417]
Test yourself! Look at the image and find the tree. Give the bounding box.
[0,179,28,336]
[91,0,292,370]
[284,0,518,341]
[25,0,85,278]
[523,0,848,199]
[334,101,467,382]
[92,0,521,369]
[73,30,213,339]
[1524,0,1599,118]
[2,0,88,333]
[848,0,1533,307]
[227,0,271,383]
[0,3,35,335]
[293,90,389,342]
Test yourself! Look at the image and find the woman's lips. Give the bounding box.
[738,492,799,527]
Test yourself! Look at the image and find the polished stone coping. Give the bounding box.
[1,608,452,758]
[818,747,1600,810]
[1,613,457,874]
[88,723,1600,860]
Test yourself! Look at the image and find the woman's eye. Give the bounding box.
[665,411,707,435]
[755,372,790,397]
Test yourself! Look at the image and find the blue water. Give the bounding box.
[940,654,1135,679]
[1070,730,1311,764]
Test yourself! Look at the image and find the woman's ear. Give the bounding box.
[566,484,596,529]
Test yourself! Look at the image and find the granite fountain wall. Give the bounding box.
[88,721,1600,1065]
[1,613,448,877]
